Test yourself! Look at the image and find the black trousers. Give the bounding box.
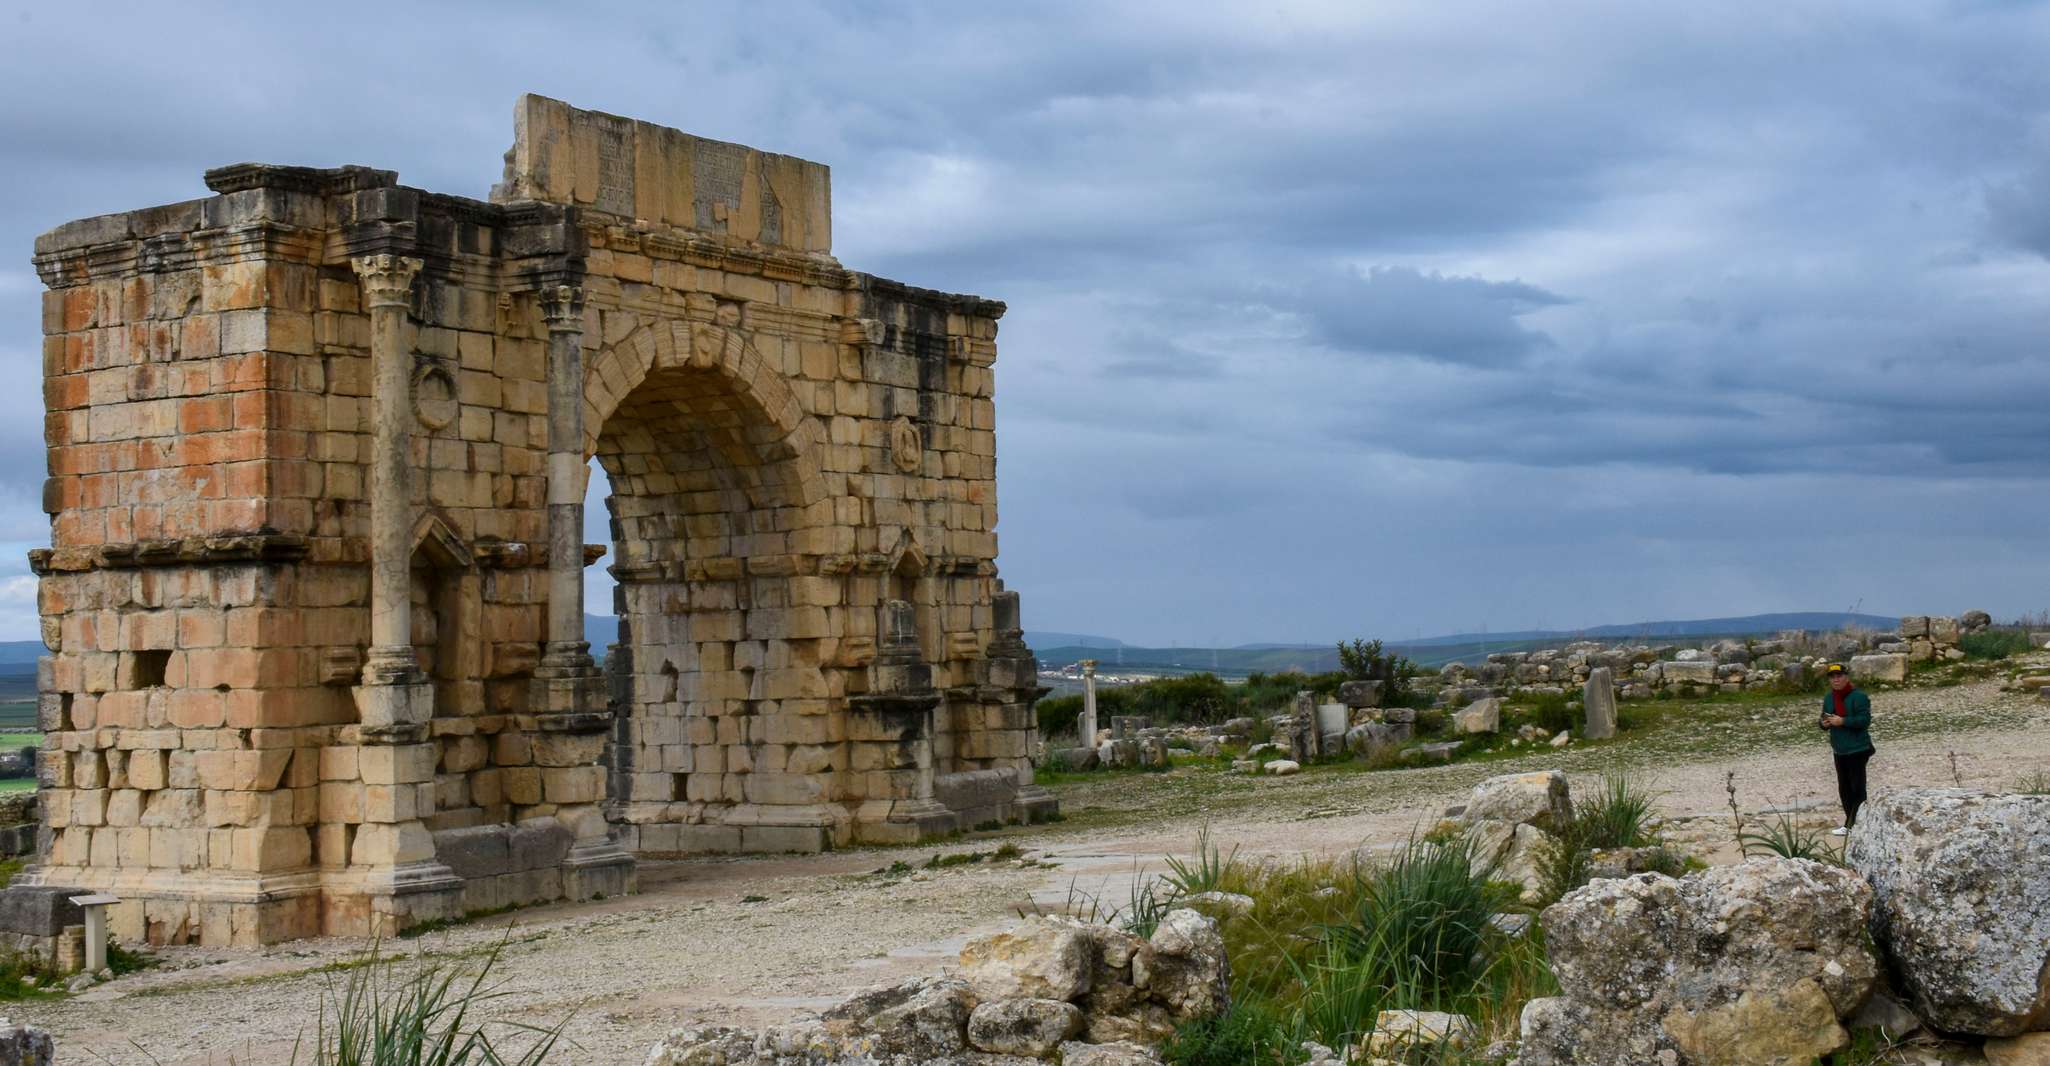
[1834,748,1874,827]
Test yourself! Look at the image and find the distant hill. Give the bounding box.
[0,642,40,670]
[1024,631,1124,650]
[1402,612,1901,647]
[1033,611,1906,674]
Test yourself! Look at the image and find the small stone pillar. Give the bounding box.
[68,893,117,973]
[1079,659,1099,744]
[532,284,603,714]
[1584,666,1617,740]
[351,254,432,731]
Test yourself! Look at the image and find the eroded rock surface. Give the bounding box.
[1847,789,2050,1036]
[1516,859,1878,1066]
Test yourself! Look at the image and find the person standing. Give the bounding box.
[1820,663,1874,835]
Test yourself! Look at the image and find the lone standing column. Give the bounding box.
[352,255,427,722]
[535,284,599,693]
[1080,659,1100,744]
[1584,666,1617,740]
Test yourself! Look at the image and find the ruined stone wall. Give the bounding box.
[21,95,1049,946]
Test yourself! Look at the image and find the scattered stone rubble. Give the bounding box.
[644,909,1228,1065]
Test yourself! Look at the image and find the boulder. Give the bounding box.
[1582,667,1617,740]
[1345,722,1408,755]
[1135,909,1229,1021]
[966,998,1084,1056]
[1848,654,1906,683]
[1404,741,1461,764]
[823,975,976,1057]
[0,1026,52,1066]
[1185,891,1254,917]
[1961,610,1993,633]
[1338,680,1384,708]
[1462,771,1573,832]
[1518,859,1879,1066]
[1451,697,1500,735]
[1900,615,1930,638]
[1264,760,1300,776]
[1057,1041,1162,1065]
[958,917,1094,1002]
[1985,1033,2050,1066]
[1361,1010,1475,1058]
[1846,789,2050,1036]
[1929,617,1961,643]
[1466,820,1549,904]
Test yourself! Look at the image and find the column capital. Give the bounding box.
[351,255,423,309]
[539,284,587,331]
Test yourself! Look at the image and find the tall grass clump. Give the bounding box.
[1960,629,2034,661]
[1576,772,1658,850]
[1163,827,1246,897]
[1736,811,1840,865]
[293,940,572,1066]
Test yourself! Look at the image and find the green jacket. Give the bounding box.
[1822,688,1873,755]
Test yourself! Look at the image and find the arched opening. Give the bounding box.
[587,354,834,855]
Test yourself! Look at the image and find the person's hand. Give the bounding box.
[1823,715,1845,727]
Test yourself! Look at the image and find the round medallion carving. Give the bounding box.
[414,366,457,430]
[889,417,923,473]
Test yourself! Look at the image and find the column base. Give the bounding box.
[353,680,433,732]
[562,839,637,901]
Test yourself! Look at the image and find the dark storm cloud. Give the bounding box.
[3,2,2050,643]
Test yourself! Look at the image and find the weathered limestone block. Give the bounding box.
[1661,659,1717,684]
[965,998,1083,1056]
[1461,771,1573,832]
[1849,653,1907,683]
[958,917,1093,1002]
[1360,1009,1474,1059]
[1337,680,1383,708]
[1451,696,1500,735]
[1519,859,1878,1066]
[1847,789,2050,1036]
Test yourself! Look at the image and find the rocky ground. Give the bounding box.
[18,663,2050,1064]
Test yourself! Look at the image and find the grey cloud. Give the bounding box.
[1289,266,1565,367]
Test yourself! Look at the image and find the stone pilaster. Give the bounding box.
[350,254,432,733]
[532,285,604,718]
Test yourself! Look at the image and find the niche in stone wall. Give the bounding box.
[408,518,480,718]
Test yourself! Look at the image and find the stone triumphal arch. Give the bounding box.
[20,96,1053,945]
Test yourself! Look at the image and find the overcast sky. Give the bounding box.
[3,2,2049,646]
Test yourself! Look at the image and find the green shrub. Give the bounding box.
[1036,694,1082,738]
[1160,1002,1288,1065]
[1131,673,1234,724]
[1519,691,1575,736]
[1337,638,1416,707]
[1961,629,2034,661]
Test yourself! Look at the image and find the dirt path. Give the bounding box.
[20,671,2050,1064]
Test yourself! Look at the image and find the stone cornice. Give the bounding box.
[29,534,313,575]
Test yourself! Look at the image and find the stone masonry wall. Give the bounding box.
[20,95,1050,946]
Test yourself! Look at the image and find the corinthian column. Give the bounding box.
[353,254,424,692]
[535,284,599,691]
